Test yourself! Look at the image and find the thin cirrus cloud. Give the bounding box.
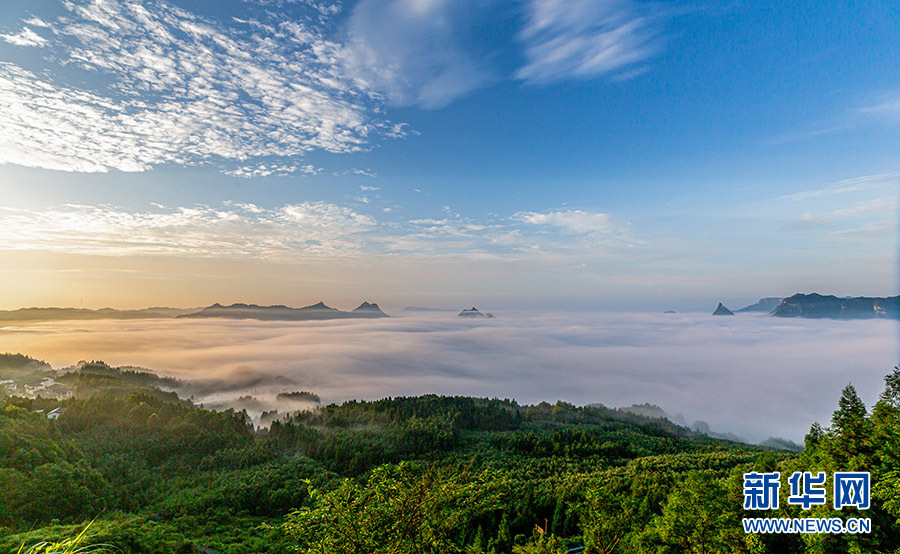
[516,208,640,248]
[0,202,638,261]
[779,172,900,202]
[342,0,669,107]
[0,0,392,173]
[787,197,899,232]
[0,202,376,258]
[777,173,899,239]
[856,93,900,120]
[516,0,665,83]
[342,0,494,108]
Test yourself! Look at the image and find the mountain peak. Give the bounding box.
[352,302,389,317]
[301,301,335,310]
[712,302,734,316]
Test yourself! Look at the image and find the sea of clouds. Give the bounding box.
[2,311,896,443]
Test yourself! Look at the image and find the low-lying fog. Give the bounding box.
[2,312,896,443]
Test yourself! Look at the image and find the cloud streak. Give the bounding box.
[342,0,493,108]
[516,0,664,83]
[0,202,376,258]
[779,173,900,202]
[0,202,639,263]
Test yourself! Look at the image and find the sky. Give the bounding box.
[2,312,896,443]
[0,0,898,311]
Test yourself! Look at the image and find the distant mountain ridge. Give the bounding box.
[0,302,392,323]
[771,293,899,319]
[0,306,197,321]
[178,301,389,320]
[736,297,783,313]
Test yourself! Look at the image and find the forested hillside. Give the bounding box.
[1,358,898,553]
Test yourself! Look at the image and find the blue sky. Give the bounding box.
[0,0,897,311]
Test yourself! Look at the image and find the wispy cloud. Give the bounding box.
[780,196,898,247]
[517,208,640,248]
[856,93,900,120]
[798,198,897,227]
[518,209,613,233]
[0,0,401,173]
[224,163,322,178]
[0,27,48,47]
[0,202,375,258]
[516,0,665,84]
[779,172,900,201]
[776,173,899,241]
[342,0,493,108]
[824,220,897,240]
[0,201,644,264]
[787,198,898,230]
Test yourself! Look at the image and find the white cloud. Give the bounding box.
[0,202,375,258]
[780,172,900,201]
[342,0,492,108]
[242,0,341,17]
[518,209,613,233]
[23,18,52,28]
[516,0,664,83]
[1,27,48,47]
[224,163,321,178]
[825,220,897,240]
[857,93,900,119]
[789,197,899,230]
[0,199,645,264]
[0,0,401,173]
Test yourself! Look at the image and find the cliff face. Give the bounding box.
[771,293,900,319]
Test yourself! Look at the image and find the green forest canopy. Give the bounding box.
[1,357,898,553]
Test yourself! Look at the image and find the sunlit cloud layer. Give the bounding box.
[0,202,376,257]
[2,313,895,442]
[0,203,639,261]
